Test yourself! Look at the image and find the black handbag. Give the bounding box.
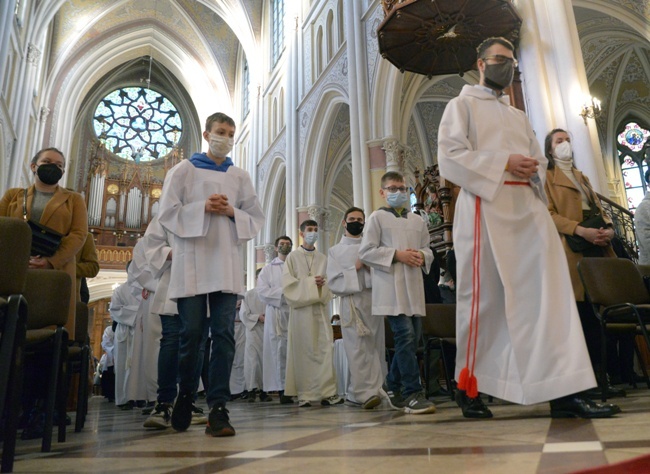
[564,202,607,254]
[23,189,63,257]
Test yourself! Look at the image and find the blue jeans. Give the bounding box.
[177,292,237,408]
[386,315,423,398]
[157,315,209,404]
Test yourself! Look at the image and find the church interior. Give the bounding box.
[1,0,650,472]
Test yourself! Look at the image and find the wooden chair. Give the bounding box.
[421,304,456,400]
[22,270,71,452]
[578,258,650,402]
[0,217,31,473]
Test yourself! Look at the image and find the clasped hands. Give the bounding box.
[28,256,53,269]
[508,154,539,179]
[395,249,424,267]
[205,194,234,217]
[575,226,614,247]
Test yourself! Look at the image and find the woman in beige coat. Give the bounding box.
[0,147,88,335]
[544,129,631,393]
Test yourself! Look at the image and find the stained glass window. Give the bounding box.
[272,0,285,66]
[618,122,650,212]
[93,87,182,162]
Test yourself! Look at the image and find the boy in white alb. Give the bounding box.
[359,171,436,415]
[257,236,293,404]
[327,207,385,409]
[157,112,264,436]
[282,220,340,407]
[239,269,271,402]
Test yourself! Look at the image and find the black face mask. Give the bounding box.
[345,221,364,236]
[36,163,63,185]
[483,62,514,90]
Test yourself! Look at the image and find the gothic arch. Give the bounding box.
[301,85,349,206]
[262,155,287,242]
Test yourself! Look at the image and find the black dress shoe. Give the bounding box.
[584,385,626,400]
[455,390,493,419]
[549,395,621,419]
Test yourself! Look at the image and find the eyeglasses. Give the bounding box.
[481,55,518,68]
[383,186,408,193]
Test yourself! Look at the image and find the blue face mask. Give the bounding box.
[386,191,410,209]
[303,231,318,245]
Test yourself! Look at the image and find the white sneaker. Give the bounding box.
[191,404,208,425]
[320,395,344,406]
[143,403,172,429]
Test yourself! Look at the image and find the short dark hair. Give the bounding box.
[205,112,236,132]
[31,147,65,166]
[300,219,318,231]
[544,128,568,170]
[274,235,293,247]
[645,169,650,185]
[343,206,365,221]
[381,171,404,186]
[476,37,515,60]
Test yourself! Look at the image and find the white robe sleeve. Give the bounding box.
[109,284,139,326]
[359,213,395,273]
[142,216,172,280]
[437,97,510,202]
[257,264,283,307]
[157,162,210,239]
[239,293,259,331]
[282,253,326,309]
[417,217,434,275]
[326,246,361,296]
[130,241,158,292]
[232,172,265,244]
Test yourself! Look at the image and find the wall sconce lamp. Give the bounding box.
[579,96,602,123]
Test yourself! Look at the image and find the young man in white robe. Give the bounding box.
[142,215,207,429]
[257,236,293,404]
[158,112,265,436]
[229,299,247,398]
[239,269,271,402]
[129,240,162,410]
[327,207,386,409]
[359,172,436,415]
[109,263,145,408]
[437,36,619,419]
[282,220,341,407]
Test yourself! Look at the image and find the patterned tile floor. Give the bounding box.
[8,386,650,473]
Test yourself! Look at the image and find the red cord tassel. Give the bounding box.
[458,367,469,391]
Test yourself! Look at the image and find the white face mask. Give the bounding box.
[553,141,572,162]
[209,134,234,158]
[303,231,318,246]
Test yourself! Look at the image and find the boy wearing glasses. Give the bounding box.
[359,172,436,414]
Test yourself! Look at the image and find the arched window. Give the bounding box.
[279,88,285,129]
[618,121,650,212]
[93,87,182,161]
[337,0,345,47]
[271,0,285,66]
[272,97,278,138]
[242,57,250,118]
[326,10,334,62]
[316,26,323,76]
